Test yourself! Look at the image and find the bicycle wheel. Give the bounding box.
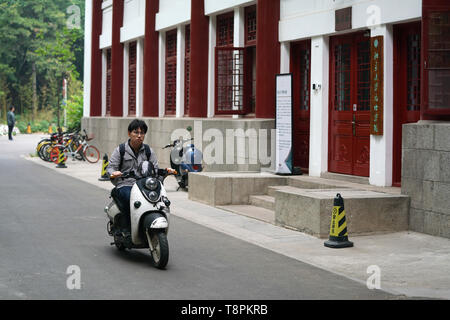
[40,143,53,162]
[37,140,50,160]
[83,145,100,163]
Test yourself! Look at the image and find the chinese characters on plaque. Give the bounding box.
[370,36,384,136]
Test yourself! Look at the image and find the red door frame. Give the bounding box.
[290,40,311,172]
[393,22,422,187]
[328,31,371,177]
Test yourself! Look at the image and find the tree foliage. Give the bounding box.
[0,0,85,124]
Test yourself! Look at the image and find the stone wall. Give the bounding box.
[81,117,275,172]
[402,122,450,239]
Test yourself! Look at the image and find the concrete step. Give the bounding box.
[320,172,370,185]
[287,175,350,190]
[216,205,275,225]
[267,186,286,197]
[249,195,275,211]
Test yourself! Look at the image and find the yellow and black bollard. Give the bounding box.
[27,123,32,134]
[56,148,67,169]
[324,194,354,249]
[48,125,53,134]
[98,154,110,181]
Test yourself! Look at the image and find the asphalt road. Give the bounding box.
[0,134,398,300]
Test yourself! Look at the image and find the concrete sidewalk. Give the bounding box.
[23,146,450,300]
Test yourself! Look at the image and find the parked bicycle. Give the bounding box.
[49,129,100,164]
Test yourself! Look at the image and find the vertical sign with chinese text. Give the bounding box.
[370,36,384,135]
[275,74,293,175]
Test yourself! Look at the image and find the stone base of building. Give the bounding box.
[402,121,450,239]
[81,117,275,172]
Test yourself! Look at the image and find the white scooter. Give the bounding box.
[105,162,176,269]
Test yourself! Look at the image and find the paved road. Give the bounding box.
[0,134,398,300]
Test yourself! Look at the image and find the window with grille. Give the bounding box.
[165,30,177,115]
[357,40,371,111]
[299,48,311,111]
[423,5,450,114]
[106,48,112,116]
[128,41,137,116]
[407,33,421,111]
[334,44,351,111]
[245,5,257,46]
[185,25,190,116]
[217,12,234,47]
[215,47,246,114]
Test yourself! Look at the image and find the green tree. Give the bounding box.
[0,0,84,124]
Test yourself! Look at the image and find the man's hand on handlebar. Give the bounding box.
[110,171,123,179]
[166,168,177,175]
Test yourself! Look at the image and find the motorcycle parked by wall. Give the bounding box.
[163,138,203,189]
[105,163,176,269]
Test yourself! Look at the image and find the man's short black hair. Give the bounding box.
[128,119,148,134]
[9,106,14,111]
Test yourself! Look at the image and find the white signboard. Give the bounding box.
[275,74,293,175]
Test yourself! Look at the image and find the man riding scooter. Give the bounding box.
[107,119,175,230]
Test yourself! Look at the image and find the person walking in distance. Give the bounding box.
[7,106,15,141]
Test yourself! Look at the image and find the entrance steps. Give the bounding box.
[189,172,410,238]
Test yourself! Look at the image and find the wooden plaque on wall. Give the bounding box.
[370,36,384,136]
[335,7,352,31]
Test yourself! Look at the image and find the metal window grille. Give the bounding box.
[334,44,351,111]
[245,5,257,46]
[128,41,137,116]
[407,34,421,111]
[357,40,371,111]
[185,25,191,115]
[106,48,112,115]
[299,48,311,111]
[217,12,234,47]
[215,47,245,114]
[427,11,450,110]
[165,30,177,115]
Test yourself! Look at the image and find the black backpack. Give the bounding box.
[119,143,151,171]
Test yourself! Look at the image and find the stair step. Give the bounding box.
[249,195,275,211]
[266,186,286,197]
[216,205,275,224]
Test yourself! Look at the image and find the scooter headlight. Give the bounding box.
[148,191,160,202]
[145,178,159,191]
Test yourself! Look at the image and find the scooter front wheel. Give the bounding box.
[146,231,169,269]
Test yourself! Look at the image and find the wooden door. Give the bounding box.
[329,32,371,177]
[393,22,421,186]
[291,40,311,172]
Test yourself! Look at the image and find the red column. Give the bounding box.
[255,0,280,119]
[110,0,124,117]
[90,0,103,117]
[188,0,209,118]
[143,0,159,117]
